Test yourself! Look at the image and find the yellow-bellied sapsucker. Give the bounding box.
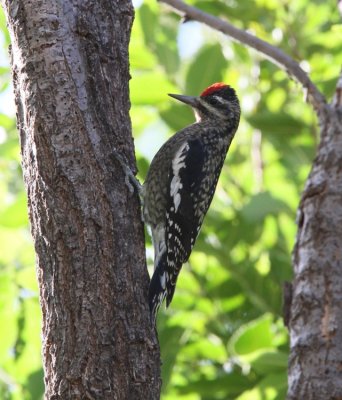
[142,83,241,323]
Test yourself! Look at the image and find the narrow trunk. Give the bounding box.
[287,83,342,398]
[1,0,161,398]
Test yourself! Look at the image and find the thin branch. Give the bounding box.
[159,0,326,113]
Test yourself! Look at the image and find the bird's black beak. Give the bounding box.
[168,93,199,107]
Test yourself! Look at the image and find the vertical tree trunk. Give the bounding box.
[287,78,342,398]
[1,0,161,398]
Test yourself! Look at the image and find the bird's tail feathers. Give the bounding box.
[148,254,168,325]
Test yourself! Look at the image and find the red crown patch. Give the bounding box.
[200,82,229,97]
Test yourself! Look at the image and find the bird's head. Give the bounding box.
[168,82,240,123]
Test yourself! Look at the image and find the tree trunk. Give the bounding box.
[1,0,161,399]
[287,80,342,398]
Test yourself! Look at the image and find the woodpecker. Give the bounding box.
[142,82,241,323]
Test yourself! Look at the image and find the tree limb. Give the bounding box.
[159,0,326,113]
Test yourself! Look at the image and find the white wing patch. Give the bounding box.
[170,142,189,212]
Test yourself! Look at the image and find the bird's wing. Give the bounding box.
[163,138,207,305]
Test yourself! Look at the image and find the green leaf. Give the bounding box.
[159,325,185,393]
[229,314,274,355]
[0,274,18,360]
[0,137,20,161]
[177,372,256,397]
[0,114,15,130]
[139,4,157,48]
[185,44,226,95]
[0,8,10,45]
[160,103,194,132]
[247,112,307,136]
[130,72,177,105]
[236,372,287,400]
[240,192,291,222]
[0,194,28,228]
[26,368,44,399]
[155,40,180,75]
[251,351,288,375]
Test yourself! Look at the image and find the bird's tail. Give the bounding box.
[148,254,168,325]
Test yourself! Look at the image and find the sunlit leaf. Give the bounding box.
[0,194,28,228]
[185,44,226,95]
[130,72,177,104]
[229,314,274,355]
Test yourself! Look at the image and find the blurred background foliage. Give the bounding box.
[0,0,341,399]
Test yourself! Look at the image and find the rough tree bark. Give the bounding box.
[1,0,161,399]
[288,80,342,399]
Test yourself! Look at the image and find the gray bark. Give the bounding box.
[287,76,342,399]
[1,0,161,399]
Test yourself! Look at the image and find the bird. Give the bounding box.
[142,82,241,324]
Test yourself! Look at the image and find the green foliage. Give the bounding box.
[132,0,339,398]
[0,0,340,398]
